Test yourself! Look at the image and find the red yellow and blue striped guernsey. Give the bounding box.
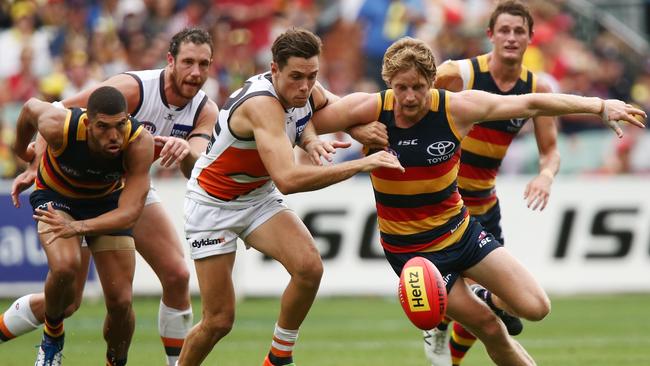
[457,54,536,215]
[35,108,144,199]
[370,89,468,253]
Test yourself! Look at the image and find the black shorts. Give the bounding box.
[473,200,504,245]
[30,189,132,237]
[384,218,502,294]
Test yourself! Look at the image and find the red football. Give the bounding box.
[397,257,447,330]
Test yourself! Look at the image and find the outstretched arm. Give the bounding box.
[311,92,380,134]
[524,81,561,211]
[241,96,402,195]
[448,90,646,138]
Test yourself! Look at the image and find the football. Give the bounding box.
[397,257,447,330]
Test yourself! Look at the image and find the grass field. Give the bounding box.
[1,294,650,365]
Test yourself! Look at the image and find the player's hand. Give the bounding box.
[600,100,646,138]
[154,136,191,168]
[523,173,553,211]
[33,203,83,245]
[361,150,404,173]
[347,122,388,149]
[22,141,36,163]
[303,138,351,166]
[11,168,37,208]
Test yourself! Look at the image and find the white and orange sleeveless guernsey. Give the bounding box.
[186,72,314,208]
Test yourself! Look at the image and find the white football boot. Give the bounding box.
[423,326,452,366]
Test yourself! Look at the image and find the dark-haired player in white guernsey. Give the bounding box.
[12,86,153,366]
[5,28,218,366]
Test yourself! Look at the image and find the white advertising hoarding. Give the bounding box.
[143,176,650,297]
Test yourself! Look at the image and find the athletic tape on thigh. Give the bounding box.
[87,235,135,252]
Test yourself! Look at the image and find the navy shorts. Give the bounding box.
[30,189,132,237]
[473,200,504,245]
[384,218,502,294]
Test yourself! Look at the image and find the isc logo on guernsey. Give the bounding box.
[191,238,225,248]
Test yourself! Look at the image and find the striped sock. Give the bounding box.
[158,301,192,366]
[44,313,64,339]
[266,323,298,365]
[450,322,477,366]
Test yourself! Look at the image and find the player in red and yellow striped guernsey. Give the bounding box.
[12,86,154,366]
[314,37,645,366]
[423,2,561,365]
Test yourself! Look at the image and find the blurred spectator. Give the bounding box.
[0,0,647,179]
[7,46,39,102]
[0,1,53,78]
[0,120,21,178]
[214,0,276,71]
[40,72,67,103]
[61,51,97,100]
[357,0,426,88]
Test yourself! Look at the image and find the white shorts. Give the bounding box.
[145,184,161,206]
[184,191,289,260]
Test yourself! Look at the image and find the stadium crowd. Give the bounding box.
[0,0,648,178]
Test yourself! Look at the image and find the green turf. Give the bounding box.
[1,294,649,365]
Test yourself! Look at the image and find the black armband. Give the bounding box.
[187,133,211,141]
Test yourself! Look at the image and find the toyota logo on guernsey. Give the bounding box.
[426,141,456,164]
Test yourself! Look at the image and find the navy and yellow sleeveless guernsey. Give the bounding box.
[457,54,536,216]
[371,89,468,254]
[34,108,144,199]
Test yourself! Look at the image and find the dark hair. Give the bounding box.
[168,28,214,58]
[488,0,534,35]
[271,28,322,69]
[87,86,127,118]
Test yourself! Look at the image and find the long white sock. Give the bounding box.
[158,300,192,366]
[0,294,41,342]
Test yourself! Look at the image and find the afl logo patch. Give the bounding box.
[427,141,456,157]
[142,121,156,134]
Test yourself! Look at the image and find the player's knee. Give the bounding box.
[63,299,82,318]
[293,253,323,288]
[520,294,551,322]
[159,264,190,294]
[104,291,133,317]
[202,311,234,338]
[471,310,503,341]
[48,263,80,284]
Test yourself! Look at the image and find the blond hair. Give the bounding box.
[381,37,437,86]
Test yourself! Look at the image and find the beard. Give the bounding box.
[169,68,200,100]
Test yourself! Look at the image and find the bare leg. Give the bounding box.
[178,253,236,366]
[446,280,535,366]
[245,211,323,330]
[92,242,136,361]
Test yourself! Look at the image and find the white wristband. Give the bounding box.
[51,101,65,109]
